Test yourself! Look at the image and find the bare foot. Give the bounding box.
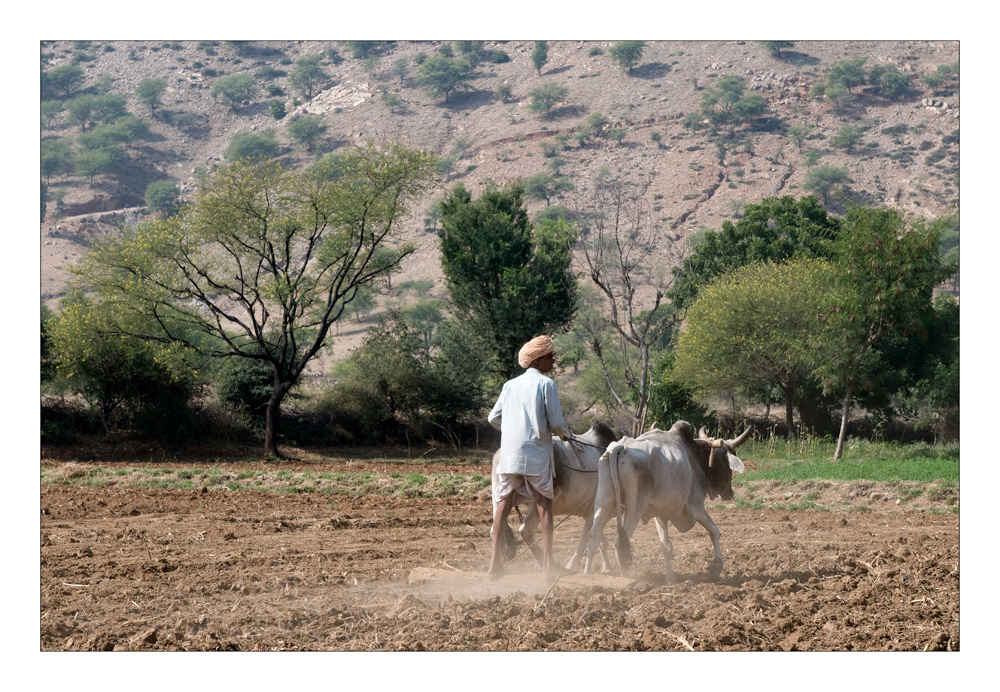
[487,569,505,581]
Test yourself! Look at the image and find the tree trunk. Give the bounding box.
[833,384,855,461]
[784,393,795,439]
[264,381,293,458]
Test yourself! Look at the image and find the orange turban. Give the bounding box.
[518,335,554,368]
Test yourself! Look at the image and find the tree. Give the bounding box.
[438,183,578,381]
[731,93,767,127]
[523,172,573,206]
[225,130,281,161]
[829,124,864,152]
[669,195,841,311]
[759,41,795,58]
[74,147,117,186]
[41,137,74,182]
[289,54,329,100]
[531,41,549,76]
[47,294,204,438]
[287,114,328,152]
[826,56,868,94]
[391,57,409,87]
[144,180,180,215]
[73,141,439,456]
[576,175,683,436]
[609,41,646,76]
[345,41,380,59]
[786,123,814,151]
[135,77,167,116]
[673,259,839,436]
[415,54,474,103]
[44,64,85,96]
[802,165,849,205]
[211,73,259,110]
[868,63,913,100]
[527,82,569,119]
[813,207,955,460]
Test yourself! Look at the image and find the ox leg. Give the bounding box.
[584,503,614,575]
[693,508,725,580]
[654,517,677,584]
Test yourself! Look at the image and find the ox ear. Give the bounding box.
[727,453,745,474]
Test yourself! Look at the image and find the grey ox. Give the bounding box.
[584,421,751,582]
[492,420,618,572]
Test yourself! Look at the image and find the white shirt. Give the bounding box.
[488,367,569,476]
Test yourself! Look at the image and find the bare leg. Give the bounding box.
[489,495,515,579]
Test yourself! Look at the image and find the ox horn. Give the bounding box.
[698,426,710,439]
[727,426,753,449]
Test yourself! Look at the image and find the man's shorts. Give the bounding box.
[493,464,554,510]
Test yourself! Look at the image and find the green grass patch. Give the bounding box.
[736,438,958,485]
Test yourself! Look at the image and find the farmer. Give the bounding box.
[487,335,573,579]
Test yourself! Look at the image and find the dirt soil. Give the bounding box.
[40,458,959,652]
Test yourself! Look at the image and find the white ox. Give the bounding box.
[584,421,751,583]
[492,421,619,571]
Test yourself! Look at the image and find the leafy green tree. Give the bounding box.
[44,64,85,96]
[673,259,839,436]
[415,54,474,103]
[391,57,409,87]
[905,294,959,439]
[438,183,578,381]
[287,114,328,152]
[144,179,180,215]
[346,41,380,59]
[531,41,549,76]
[813,207,955,460]
[786,123,814,151]
[646,353,713,430]
[213,348,276,424]
[868,63,913,100]
[47,294,205,437]
[211,73,259,110]
[731,93,767,126]
[759,41,795,58]
[289,54,329,100]
[41,137,74,182]
[135,77,167,116]
[802,165,849,205]
[72,141,439,457]
[586,111,610,134]
[382,90,402,113]
[269,99,287,120]
[829,124,864,152]
[402,298,446,362]
[669,195,841,311]
[826,56,868,94]
[74,147,118,186]
[527,82,569,119]
[609,41,646,75]
[225,130,281,161]
[77,116,150,151]
[523,172,573,206]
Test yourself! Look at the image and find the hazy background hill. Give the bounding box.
[40,39,960,360]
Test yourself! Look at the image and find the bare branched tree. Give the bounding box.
[575,175,685,436]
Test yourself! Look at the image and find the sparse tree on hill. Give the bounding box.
[415,54,475,104]
[225,130,281,161]
[531,41,549,76]
[527,82,569,119]
[391,57,409,87]
[829,124,864,152]
[144,179,181,215]
[211,73,259,110]
[135,78,167,117]
[609,41,646,76]
[287,114,328,153]
[759,41,794,58]
[523,172,573,206]
[289,54,329,100]
[44,64,85,96]
[802,165,849,205]
[826,56,868,94]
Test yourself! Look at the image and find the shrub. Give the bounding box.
[488,50,511,63]
[144,179,180,215]
[224,130,280,161]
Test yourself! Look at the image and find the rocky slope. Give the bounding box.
[41,39,960,337]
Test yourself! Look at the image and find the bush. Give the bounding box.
[225,130,281,161]
[144,179,180,215]
[488,50,511,63]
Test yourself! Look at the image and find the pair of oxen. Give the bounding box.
[491,420,751,583]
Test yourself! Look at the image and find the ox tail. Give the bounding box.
[609,446,632,574]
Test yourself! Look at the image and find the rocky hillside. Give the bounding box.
[41,40,960,337]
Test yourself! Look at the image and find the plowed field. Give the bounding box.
[39,455,959,653]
